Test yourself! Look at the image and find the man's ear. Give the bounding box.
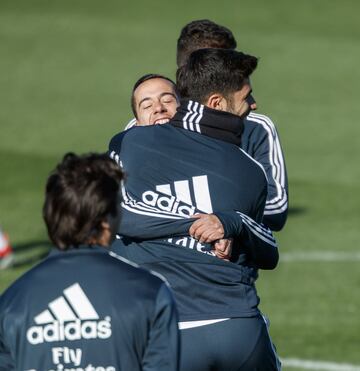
[95,220,112,247]
[205,94,228,111]
[100,220,111,231]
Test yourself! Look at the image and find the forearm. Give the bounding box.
[215,210,278,269]
[119,187,196,239]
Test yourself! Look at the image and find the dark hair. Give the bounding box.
[176,48,258,104]
[131,73,177,118]
[176,19,237,67]
[43,153,124,250]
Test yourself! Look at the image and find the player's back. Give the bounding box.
[0,245,176,370]
[113,123,267,221]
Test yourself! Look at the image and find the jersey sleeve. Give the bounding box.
[118,183,195,239]
[108,131,127,167]
[246,113,289,231]
[142,283,179,371]
[215,210,279,270]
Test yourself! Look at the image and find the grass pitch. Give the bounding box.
[1,0,359,369]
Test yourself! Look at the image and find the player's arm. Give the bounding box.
[108,131,127,167]
[247,114,288,231]
[142,283,179,371]
[118,202,194,240]
[190,211,278,270]
[117,179,278,269]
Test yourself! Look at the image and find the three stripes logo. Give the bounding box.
[26,283,112,345]
[142,175,213,217]
[182,100,204,133]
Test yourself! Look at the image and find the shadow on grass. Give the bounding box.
[13,240,52,268]
[288,206,307,216]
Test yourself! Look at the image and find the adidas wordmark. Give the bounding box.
[26,283,112,345]
[142,175,213,217]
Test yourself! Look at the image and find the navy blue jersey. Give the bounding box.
[109,101,278,321]
[242,112,288,230]
[0,245,179,371]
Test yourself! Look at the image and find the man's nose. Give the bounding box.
[246,94,257,111]
[154,101,166,113]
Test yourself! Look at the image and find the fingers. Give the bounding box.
[201,227,223,242]
[189,214,224,243]
[191,225,222,243]
[213,239,233,261]
[189,214,206,236]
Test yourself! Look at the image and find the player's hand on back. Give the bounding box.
[213,239,233,261]
[189,213,224,243]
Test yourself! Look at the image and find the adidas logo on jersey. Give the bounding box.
[26,283,112,345]
[142,175,213,217]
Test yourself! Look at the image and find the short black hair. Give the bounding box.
[43,153,124,250]
[176,19,237,67]
[131,74,177,118]
[176,48,258,104]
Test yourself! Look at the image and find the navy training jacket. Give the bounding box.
[0,245,179,371]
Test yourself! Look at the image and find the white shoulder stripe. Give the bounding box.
[124,118,137,130]
[121,184,187,219]
[263,201,288,214]
[242,219,277,247]
[238,147,268,181]
[122,203,183,219]
[109,251,171,286]
[237,212,274,237]
[109,250,141,268]
[236,211,277,247]
[182,100,203,133]
[246,112,287,211]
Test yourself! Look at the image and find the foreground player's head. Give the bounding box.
[43,153,123,250]
[177,48,257,118]
[176,19,237,68]
[131,74,179,126]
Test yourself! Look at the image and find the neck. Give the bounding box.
[170,99,244,146]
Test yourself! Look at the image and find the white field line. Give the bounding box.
[281,251,360,262]
[281,357,360,370]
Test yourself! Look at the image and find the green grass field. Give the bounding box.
[1,0,359,369]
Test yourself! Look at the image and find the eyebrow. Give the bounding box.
[138,92,177,108]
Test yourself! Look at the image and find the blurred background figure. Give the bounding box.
[0,227,14,269]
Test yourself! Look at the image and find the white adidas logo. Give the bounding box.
[142,175,213,217]
[27,283,112,345]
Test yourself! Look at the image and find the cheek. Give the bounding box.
[168,104,178,116]
[138,110,151,125]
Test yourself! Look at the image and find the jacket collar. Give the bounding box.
[49,244,108,256]
[170,99,244,146]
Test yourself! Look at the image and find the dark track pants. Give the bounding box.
[179,315,281,371]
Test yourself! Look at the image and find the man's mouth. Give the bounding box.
[153,118,170,125]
